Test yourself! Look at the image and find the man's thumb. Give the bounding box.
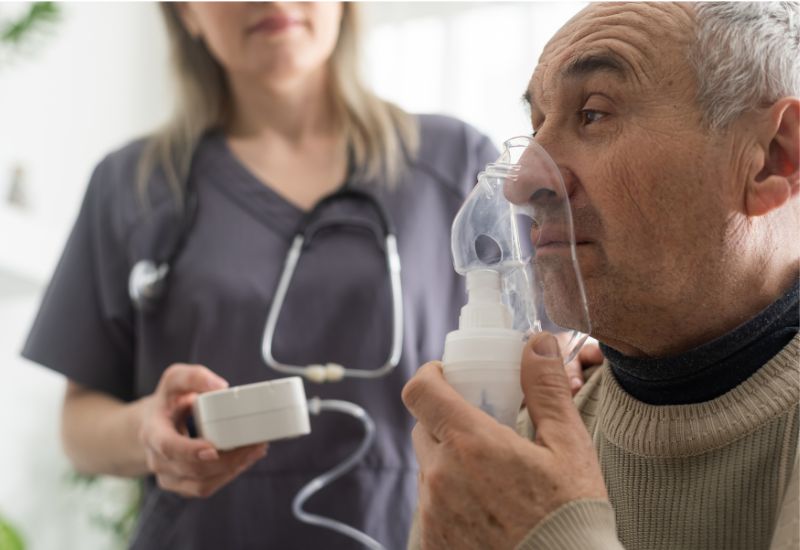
[521,332,578,438]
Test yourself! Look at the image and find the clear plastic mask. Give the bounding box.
[451,136,591,362]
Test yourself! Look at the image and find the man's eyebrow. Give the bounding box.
[562,53,629,80]
[522,52,630,109]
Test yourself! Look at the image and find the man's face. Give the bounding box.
[523,3,746,353]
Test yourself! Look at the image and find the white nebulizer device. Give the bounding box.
[443,136,591,428]
[193,377,311,450]
[191,378,384,550]
[133,382,382,550]
[443,269,526,427]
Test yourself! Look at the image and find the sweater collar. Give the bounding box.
[596,333,799,457]
[601,280,799,405]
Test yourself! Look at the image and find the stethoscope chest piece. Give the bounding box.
[129,259,170,311]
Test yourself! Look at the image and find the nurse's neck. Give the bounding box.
[222,64,348,211]
[226,65,339,145]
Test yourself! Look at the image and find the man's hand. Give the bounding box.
[561,336,604,395]
[139,364,268,498]
[402,332,607,549]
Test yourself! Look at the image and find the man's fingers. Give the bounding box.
[563,340,605,395]
[563,355,584,395]
[402,361,487,443]
[159,364,228,402]
[411,423,437,467]
[579,342,605,368]
[521,332,583,444]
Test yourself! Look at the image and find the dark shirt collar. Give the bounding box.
[602,280,800,405]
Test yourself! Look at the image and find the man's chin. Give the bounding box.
[534,243,605,332]
[539,278,591,333]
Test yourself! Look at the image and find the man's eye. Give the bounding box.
[580,109,606,125]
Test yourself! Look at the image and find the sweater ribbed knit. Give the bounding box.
[518,333,800,550]
[406,335,799,550]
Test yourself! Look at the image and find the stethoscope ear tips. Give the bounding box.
[129,260,170,311]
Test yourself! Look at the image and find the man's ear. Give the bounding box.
[746,97,800,217]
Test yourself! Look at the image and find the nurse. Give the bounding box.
[22,3,498,549]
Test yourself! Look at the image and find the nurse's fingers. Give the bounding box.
[158,364,228,403]
[156,446,266,498]
[150,441,268,480]
[186,443,268,480]
[146,413,218,463]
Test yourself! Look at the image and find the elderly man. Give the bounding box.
[403,3,799,549]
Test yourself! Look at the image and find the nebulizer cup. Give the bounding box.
[442,136,591,427]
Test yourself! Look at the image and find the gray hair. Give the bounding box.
[692,2,800,129]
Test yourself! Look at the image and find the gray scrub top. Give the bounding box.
[23,114,498,549]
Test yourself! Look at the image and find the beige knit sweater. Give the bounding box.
[409,334,800,550]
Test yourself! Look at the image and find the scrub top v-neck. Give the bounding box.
[23,114,499,549]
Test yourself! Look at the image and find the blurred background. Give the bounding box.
[0,2,583,548]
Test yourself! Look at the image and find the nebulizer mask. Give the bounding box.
[442,136,591,427]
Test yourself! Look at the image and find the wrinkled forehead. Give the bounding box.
[530,3,695,102]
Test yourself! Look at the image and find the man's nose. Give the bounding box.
[533,125,580,199]
[503,132,578,206]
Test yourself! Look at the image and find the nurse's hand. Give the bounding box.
[139,363,268,498]
[403,333,607,549]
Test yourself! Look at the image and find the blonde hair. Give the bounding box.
[138,3,418,203]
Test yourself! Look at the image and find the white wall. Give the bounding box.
[0,4,169,549]
[362,2,585,145]
[0,3,583,548]
[0,2,172,234]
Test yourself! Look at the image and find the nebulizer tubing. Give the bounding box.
[262,246,394,547]
[126,398,384,550]
[293,398,384,550]
[259,189,399,547]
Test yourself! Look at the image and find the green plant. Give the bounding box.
[66,472,143,549]
[0,2,61,65]
[0,513,25,550]
[1,2,59,44]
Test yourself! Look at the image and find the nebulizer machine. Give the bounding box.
[189,136,590,550]
[443,135,591,427]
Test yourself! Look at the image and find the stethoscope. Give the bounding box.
[126,149,401,550]
[128,160,404,384]
[262,188,404,383]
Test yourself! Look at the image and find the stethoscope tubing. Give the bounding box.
[261,229,404,382]
[127,168,403,382]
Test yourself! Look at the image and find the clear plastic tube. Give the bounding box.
[293,398,384,550]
